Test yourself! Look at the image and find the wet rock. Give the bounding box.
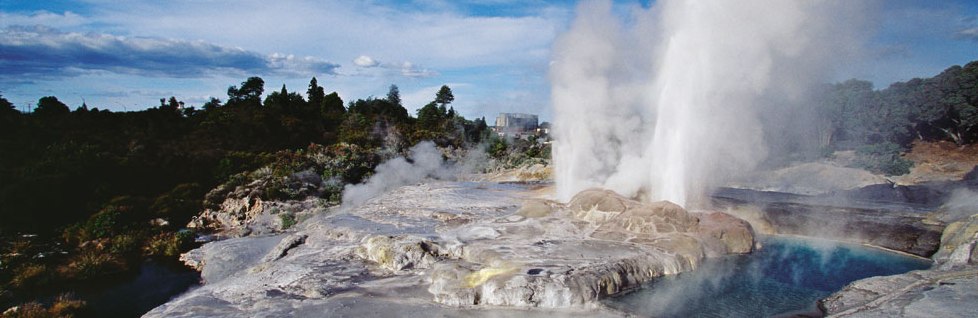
[694,211,755,256]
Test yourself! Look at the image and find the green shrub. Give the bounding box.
[142,231,193,258]
[488,138,507,159]
[854,142,914,176]
[279,213,296,230]
[59,248,124,280]
[151,183,204,221]
[9,264,49,289]
[48,293,87,317]
[109,232,143,256]
[1,294,87,318]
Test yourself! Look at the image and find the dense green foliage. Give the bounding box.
[0,76,490,311]
[485,134,551,168]
[804,60,978,175]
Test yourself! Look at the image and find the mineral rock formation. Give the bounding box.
[146,182,754,317]
[932,214,978,269]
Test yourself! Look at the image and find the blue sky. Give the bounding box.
[1,0,976,120]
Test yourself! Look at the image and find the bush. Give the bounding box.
[109,232,143,256]
[142,231,193,258]
[854,142,914,176]
[59,247,125,280]
[1,293,87,318]
[48,293,86,317]
[151,183,204,221]
[9,264,49,289]
[207,143,381,204]
[279,213,296,230]
[487,138,507,159]
[63,196,151,245]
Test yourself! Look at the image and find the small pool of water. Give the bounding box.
[604,236,931,317]
[83,260,200,317]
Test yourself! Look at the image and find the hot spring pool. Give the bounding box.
[604,236,932,317]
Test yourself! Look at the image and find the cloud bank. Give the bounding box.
[0,26,339,79]
[351,55,438,78]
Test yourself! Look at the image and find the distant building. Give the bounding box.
[495,113,538,137]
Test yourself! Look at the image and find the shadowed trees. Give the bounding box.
[814,60,978,175]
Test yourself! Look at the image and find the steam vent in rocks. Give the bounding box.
[146,183,754,316]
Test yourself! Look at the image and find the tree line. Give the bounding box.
[0,77,490,233]
[768,60,978,175]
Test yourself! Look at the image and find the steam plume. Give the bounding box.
[551,0,877,206]
[341,141,453,208]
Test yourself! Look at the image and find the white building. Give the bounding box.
[495,113,538,136]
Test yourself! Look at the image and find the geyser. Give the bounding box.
[551,0,875,206]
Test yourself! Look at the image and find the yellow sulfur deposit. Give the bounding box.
[464,265,517,288]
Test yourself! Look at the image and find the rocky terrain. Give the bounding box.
[716,142,978,258]
[818,213,978,317]
[146,182,753,317]
[715,145,978,317]
[149,141,978,317]
[712,187,944,257]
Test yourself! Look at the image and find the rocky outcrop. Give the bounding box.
[819,213,978,317]
[932,214,978,269]
[146,182,754,317]
[713,187,944,257]
[469,160,553,183]
[731,162,889,196]
[819,267,978,317]
[187,169,333,238]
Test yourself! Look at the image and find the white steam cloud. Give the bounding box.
[341,141,454,208]
[551,0,877,206]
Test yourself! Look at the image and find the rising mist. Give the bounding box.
[550,0,878,206]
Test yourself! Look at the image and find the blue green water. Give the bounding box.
[605,236,932,318]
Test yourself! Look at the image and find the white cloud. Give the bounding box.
[353,55,380,67]
[81,0,564,70]
[349,56,438,78]
[0,10,87,29]
[0,26,340,79]
[958,26,978,41]
[0,0,567,117]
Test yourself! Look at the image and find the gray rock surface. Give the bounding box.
[932,214,978,269]
[730,162,889,196]
[146,182,754,317]
[819,268,978,317]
